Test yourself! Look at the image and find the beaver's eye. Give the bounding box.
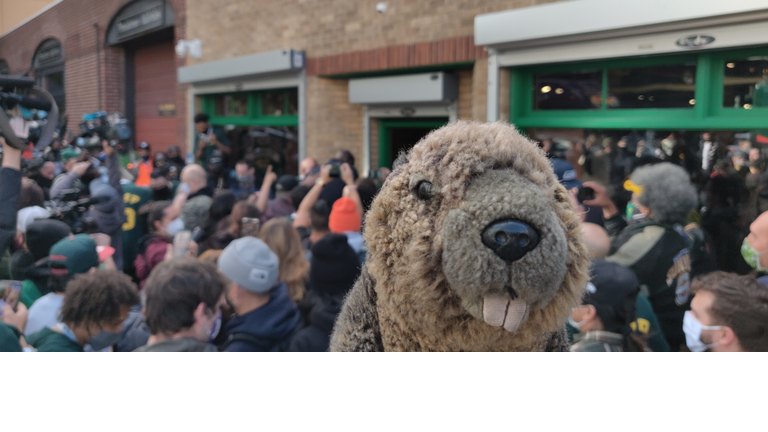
[416,181,433,201]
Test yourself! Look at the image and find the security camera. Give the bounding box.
[376,2,387,13]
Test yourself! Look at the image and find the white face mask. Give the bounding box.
[683,311,723,352]
[568,307,586,331]
[165,218,185,237]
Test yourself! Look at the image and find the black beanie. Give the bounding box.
[310,234,361,297]
[584,259,640,334]
[26,219,72,261]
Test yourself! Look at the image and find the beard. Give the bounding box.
[152,186,173,201]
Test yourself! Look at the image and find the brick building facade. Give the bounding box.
[0,0,187,155]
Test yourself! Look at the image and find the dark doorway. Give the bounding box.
[378,118,447,168]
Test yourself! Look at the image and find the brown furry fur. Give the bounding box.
[330,121,590,351]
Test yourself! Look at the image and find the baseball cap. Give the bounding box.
[138,141,151,150]
[218,237,279,293]
[551,158,582,189]
[329,197,361,233]
[60,147,82,162]
[48,234,100,276]
[26,219,71,261]
[582,260,640,333]
[276,175,299,193]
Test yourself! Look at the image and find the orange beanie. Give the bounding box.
[329,197,361,233]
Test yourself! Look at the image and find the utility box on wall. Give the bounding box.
[349,72,458,105]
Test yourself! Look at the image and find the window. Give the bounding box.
[213,93,248,117]
[723,56,768,109]
[534,71,602,110]
[608,63,696,109]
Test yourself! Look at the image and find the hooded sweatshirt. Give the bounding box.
[87,179,125,270]
[218,282,301,352]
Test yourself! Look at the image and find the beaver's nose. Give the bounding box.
[481,220,539,262]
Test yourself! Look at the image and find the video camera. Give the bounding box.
[76,111,131,153]
[0,74,58,151]
[44,188,108,234]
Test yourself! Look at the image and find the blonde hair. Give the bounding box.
[259,218,309,302]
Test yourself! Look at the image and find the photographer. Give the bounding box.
[49,140,126,269]
[193,113,231,170]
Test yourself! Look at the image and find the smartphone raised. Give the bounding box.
[172,230,192,258]
[0,280,23,312]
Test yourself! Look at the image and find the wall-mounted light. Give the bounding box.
[540,86,551,93]
[638,95,644,100]
[376,2,388,13]
[554,88,564,94]
[689,99,696,105]
[744,104,753,109]
[726,62,735,69]
[176,39,202,59]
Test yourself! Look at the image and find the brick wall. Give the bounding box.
[0,0,187,150]
[306,76,363,166]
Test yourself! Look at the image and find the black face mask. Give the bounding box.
[34,175,53,190]
[152,186,172,201]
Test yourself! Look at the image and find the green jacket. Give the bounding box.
[0,321,22,352]
[121,182,153,277]
[27,327,83,352]
[18,279,42,309]
[570,331,625,352]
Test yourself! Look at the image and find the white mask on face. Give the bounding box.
[165,218,184,237]
[683,311,723,352]
[568,307,586,331]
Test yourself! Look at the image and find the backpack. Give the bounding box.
[218,325,300,352]
[678,224,718,278]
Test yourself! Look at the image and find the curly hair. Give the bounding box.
[259,218,309,302]
[58,270,139,328]
[692,271,768,352]
[631,162,697,225]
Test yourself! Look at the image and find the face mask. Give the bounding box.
[567,316,584,331]
[237,175,251,184]
[88,329,123,351]
[209,311,222,342]
[141,155,150,162]
[152,186,172,201]
[741,238,768,271]
[683,311,723,352]
[165,218,184,237]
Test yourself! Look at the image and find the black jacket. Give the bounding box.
[605,214,691,351]
[289,293,344,352]
[0,167,21,258]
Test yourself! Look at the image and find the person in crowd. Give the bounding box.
[335,150,359,180]
[25,233,115,336]
[317,158,348,206]
[356,178,379,218]
[252,165,298,223]
[742,210,768,277]
[569,259,645,352]
[583,163,698,351]
[289,233,360,352]
[0,303,28,351]
[552,157,604,226]
[576,222,670,352]
[26,271,139,352]
[229,160,258,199]
[701,173,748,273]
[180,164,214,231]
[329,196,366,264]
[136,258,227,352]
[206,149,231,190]
[299,157,319,186]
[167,145,186,172]
[19,177,45,210]
[298,201,331,259]
[135,201,181,289]
[9,205,51,284]
[685,271,768,352]
[217,237,301,352]
[148,165,176,201]
[15,220,71,309]
[289,185,312,219]
[194,113,231,170]
[134,141,153,187]
[202,200,261,253]
[29,160,56,198]
[259,218,309,303]
[200,190,237,244]
[121,175,153,280]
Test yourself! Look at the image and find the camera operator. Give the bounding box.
[49,140,126,270]
[0,137,22,259]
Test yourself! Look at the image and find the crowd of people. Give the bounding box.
[1,116,767,352]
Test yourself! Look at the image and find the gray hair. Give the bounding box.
[631,163,696,225]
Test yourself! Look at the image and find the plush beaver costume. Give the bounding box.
[330,121,590,351]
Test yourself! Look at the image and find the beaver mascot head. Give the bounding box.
[330,121,590,351]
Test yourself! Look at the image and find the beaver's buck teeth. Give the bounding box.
[483,294,528,332]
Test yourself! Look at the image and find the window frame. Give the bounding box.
[510,47,768,130]
[201,88,299,127]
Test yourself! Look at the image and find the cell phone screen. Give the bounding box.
[241,218,260,237]
[173,231,192,258]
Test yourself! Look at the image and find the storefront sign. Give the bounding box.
[115,0,164,41]
[675,35,715,49]
[158,103,176,116]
